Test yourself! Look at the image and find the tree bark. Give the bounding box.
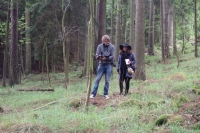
[2,0,10,87]
[130,0,135,51]
[97,0,106,44]
[148,0,154,55]
[194,0,198,57]
[134,0,146,80]
[25,3,31,75]
[9,0,19,86]
[115,0,121,60]
[85,0,95,108]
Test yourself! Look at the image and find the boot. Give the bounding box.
[119,81,123,95]
[124,89,129,96]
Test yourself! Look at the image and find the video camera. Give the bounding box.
[93,54,116,67]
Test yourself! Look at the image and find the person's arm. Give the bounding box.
[117,55,120,72]
[107,44,115,61]
[130,53,136,65]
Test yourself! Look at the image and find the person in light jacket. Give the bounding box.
[117,43,136,95]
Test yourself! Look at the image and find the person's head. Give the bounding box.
[102,35,110,45]
[119,43,132,54]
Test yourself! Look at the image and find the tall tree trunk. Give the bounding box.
[111,0,115,44]
[97,0,106,44]
[130,0,135,51]
[194,0,198,57]
[148,0,154,55]
[134,0,146,80]
[45,40,51,86]
[2,0,10,87]
[25,3,31,75]
[161,0,165,62]
[9,0,19,86]
[122,0,128,43]
[62,0,69,89]
[173,7,179,68]
[115,0,121,60]
[85,0,95,108]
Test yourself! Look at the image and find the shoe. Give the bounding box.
[90,94,94,99]
[104,95,109,99]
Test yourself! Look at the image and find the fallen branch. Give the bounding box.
[15,88,54,91]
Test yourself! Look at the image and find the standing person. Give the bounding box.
[117,44,136,96]
[90,35,115,99]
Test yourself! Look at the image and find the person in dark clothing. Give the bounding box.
[117,44,136,95]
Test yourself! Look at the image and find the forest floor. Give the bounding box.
[1,50,200,132]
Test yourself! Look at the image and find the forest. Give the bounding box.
[0,0,200,132]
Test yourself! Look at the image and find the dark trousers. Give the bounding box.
[119,68,131,94]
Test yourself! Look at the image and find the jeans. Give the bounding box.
[91,63,112,96]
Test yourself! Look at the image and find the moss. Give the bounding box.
[173,92,190,108]
[119,98,143,108]
[147,100,165,106]
[155,114,184,126]
[167,115,184,125]
[68,99,82,108]
[155,114,173,126]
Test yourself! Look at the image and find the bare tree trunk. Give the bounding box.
[9,0,19,86]
[25,2,31,75]
[2,0,10,87]
[134,0,146,80]
[173,7,179,68]
[97,0,106,44]
[122,0,128,43]
[111,0,115,44]
[115,0,121,60]
[148,0,154,55]
[45,40,51,86]
[130,0,135,51]
[194,0,198,57]
[62,0,70,89]
[85,0,95,108]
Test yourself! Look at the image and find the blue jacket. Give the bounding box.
[117,53,136,78]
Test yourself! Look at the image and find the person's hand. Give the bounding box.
[128,61,131,64]
[95,55,98,59]
[101,57,106,61]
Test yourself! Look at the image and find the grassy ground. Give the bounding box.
[0,49,200,133]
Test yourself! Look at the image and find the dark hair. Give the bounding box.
[119,49,132,54]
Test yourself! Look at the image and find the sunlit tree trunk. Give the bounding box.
[9,0,19,86]
[134,0,146,80]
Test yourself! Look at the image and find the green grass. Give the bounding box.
[0,51,200,132]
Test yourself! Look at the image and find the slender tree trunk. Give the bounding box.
[45,40,51,86]
[115,0,121,60]
[173,7,179,68]
[9,0,19,86]
[148,0,154,55]
[134,0,146,80]
[2,0,10,87]
[161,0,165,62]
[122,0,127,43]
[25,3,31,75]
[194,0,198,57]
[130,0,135,51]
[111,0,115,44]
[85,0,95,108]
